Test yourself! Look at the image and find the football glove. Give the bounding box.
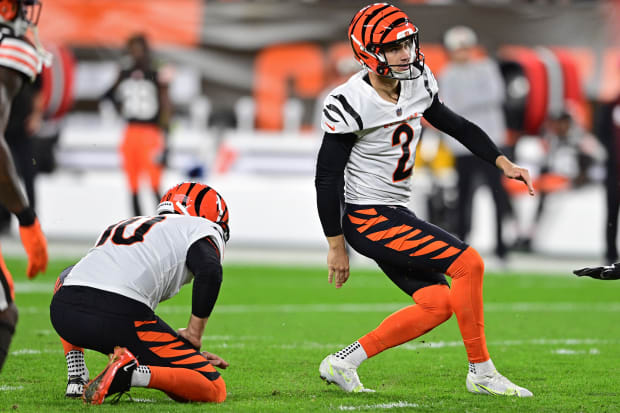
[573,263,620,280]
[17,208,48,279]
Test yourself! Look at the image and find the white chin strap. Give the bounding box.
[175,201,191,216]
[156,200,191,216]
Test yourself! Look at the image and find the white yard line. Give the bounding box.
[400,338,612,351]
[0,385,24,391]
[16,301,620,315]
[339,401,419,410]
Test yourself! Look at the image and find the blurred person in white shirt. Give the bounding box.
[439,26,512,260]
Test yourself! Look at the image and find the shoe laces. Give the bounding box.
[487,371,516,388]
[109,391,133,405]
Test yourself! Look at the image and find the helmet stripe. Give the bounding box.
[367,9,400,46]
[184,182,196,201]
[215,193,224,221]
[360,4,391,49]
[348,4,372,38]
[378,16,409,44]
[193,186,211,218]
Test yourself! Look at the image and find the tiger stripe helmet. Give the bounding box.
[348,3,425,80]
[157,182,230,242]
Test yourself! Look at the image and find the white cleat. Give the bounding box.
[65,375,89,398]
[466,370,533,397]
[319,354,374,393]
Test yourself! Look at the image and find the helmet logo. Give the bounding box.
[397,28,414,39]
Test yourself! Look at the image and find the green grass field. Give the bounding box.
[1,256,619,412]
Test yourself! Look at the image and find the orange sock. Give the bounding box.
[446,247,489,363]
[359,284,452,358]
[148,366,226,403]
[60,337,83,355]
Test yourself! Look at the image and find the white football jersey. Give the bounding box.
[0,34,43,81]
[320,65,438,205]
[63,215,226,311]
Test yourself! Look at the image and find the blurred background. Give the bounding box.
[1,0,619,269]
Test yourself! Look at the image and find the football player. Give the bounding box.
[574,263,620,280]
[315,4,535,397]
[101,33,172,217]
[50,182,230,404]
[0,0,49,372]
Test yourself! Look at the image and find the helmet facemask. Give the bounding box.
[369,32,425,80]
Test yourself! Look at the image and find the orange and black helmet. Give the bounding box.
[348,3,425,80]
[157,182,230,242]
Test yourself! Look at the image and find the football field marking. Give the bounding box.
[0,385,24,391]
[17,301,620,314]
[338,401,419,410]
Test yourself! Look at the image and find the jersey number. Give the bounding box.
[118,78,159,120]
[96,216,166,247]
[392,123,415,182]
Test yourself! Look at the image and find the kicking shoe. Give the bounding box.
[319,354,374,393]
[466,370,533,397]
[65,375,88,398]
[83,347,137,405]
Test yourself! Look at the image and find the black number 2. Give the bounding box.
[391,123,415,182]
[96,216,166,247]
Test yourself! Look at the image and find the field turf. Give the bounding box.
[1,256,619,412]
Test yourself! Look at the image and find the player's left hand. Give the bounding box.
[202,351,229,369]
[19,218,48,279]
[496,156,535,196]
[573,263,620,280]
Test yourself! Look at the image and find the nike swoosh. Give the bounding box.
[325,122,335,132]
[122,361,137,372]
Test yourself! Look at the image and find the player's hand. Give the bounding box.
[177,327,202,350]
[202,351,229,369]
[327,238,350,289]
[154,144,169,168]
[496,156,535,196]
[573,263,620,280]
[19,217,48,279]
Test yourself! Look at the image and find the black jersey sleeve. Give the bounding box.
[315,131,356,237]
[423,95,503,166]
[186,237,223,318]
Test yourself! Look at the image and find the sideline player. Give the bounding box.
[102,33,172,216]
[50,182,230,404]
[574,263,620,280]
[315,3,535,397]
[0,0,49,372]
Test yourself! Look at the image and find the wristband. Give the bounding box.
[16,207,36,226]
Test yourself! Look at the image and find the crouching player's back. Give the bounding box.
[50,182,230,404]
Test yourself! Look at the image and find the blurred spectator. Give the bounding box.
[101,34,172,216]
[0,76,44,233]
[513,110,605,251]
[599,74,620,263]
[439,26,512,260]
